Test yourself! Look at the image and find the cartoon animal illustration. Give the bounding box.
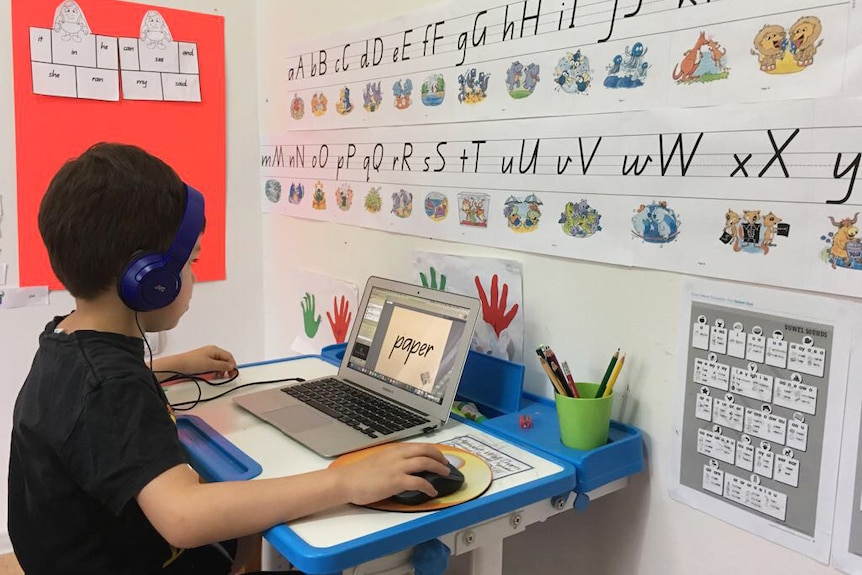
[53,1,90,43]
[723,209,743,251]
[740,209,762,246]
[458,68,491,103]
[789,16,823,67]
[393,79,413,109]
[363,81,383,112]
[760,211,782,254]
[632,201,680,243]
[828,213,860,268]
[605,42,650,89]
[558,200,602,238]
[391,189,413,218]
[312,184,326,210]
[310,93,327,116]
[336,86,353,115]
[506,61,524,89]
[706,37,727,70]
[607,54,623,75]
[555,50,593,94]
[290,95,304,120]
[140,10,172,50]
[751,25,786,72]
[673,31,709,82]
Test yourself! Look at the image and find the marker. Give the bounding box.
[560,360,580,398]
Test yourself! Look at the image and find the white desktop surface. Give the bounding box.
[164,357,572,552]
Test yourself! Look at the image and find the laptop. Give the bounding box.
[234,276,481,457]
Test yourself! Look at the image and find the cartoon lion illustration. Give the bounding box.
[789,16,823,67]
[751,25,786,72]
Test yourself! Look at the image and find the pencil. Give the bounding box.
[603,353,626,397]
[595,348,619,398]
[535,347,570,396]
[539,356,569,396]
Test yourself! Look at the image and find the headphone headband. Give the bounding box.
[118,184,206,311]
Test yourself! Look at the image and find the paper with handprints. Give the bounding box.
[291,270,358,355]
[412,252,524,363]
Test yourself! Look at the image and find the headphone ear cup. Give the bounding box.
[118,252,182,312]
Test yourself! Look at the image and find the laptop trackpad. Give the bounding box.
[268,405,332,432]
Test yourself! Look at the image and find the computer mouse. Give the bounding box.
[390,462,465,506]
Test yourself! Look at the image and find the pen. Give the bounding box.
[604,353,626,397]
[560,361,580,398]
[595,348,619,399]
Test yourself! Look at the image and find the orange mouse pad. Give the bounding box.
[329,444,493,512]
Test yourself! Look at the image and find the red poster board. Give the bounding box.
[12,0,226,289]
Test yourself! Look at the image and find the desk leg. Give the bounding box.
[261,539,295,571]
[466,538,504,575]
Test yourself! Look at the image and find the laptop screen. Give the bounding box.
[347,285,473,405]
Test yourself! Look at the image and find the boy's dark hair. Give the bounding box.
[38,143,188,300]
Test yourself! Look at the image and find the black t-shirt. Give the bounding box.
[8,317,189,575]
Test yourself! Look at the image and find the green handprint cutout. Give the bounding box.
[419,267,447,291]
[301,292,322,338]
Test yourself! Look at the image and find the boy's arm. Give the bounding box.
[150,345,236,382]
[137,442,449,549]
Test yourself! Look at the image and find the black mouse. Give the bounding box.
[390,462,465,506]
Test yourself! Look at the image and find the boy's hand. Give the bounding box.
[161,345,237,378]
[335,443,450,505]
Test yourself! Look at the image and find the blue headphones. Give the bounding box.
[118,184,206,311]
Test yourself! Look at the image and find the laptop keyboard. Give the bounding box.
[282,378,430,438]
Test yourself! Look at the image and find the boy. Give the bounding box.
[9,143,450,574]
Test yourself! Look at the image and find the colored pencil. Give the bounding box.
[595,348,619,398]
[604,353,626,397]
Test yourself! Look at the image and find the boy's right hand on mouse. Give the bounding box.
[337,443,450,505]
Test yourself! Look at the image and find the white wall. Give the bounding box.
[258,2,848,575]
[0,0,264,552]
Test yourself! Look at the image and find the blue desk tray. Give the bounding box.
[320,343,345,366]
[482,393,644,494]
[177,415,262,482]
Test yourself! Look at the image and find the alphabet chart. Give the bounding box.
[671,279,851,563]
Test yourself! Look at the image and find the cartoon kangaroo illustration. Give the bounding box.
[706,37,727,69]
[760,211,782,255]
[828,213,860,268]
[672,31,708,82]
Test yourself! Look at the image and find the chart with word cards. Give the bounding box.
[119,10,201,102]
[29,1,119,101]
[671,280,852,563]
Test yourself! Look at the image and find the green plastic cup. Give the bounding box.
[555,382,613,450]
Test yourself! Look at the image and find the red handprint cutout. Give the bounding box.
[474,274,519,337]
[327,295,353,343]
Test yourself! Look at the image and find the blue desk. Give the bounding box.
[166,355,643,575]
